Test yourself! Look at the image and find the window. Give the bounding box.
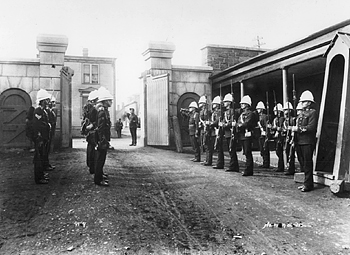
[83,64,99,84]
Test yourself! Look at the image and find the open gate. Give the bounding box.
[0,88,32,147]
[146,73,169,146]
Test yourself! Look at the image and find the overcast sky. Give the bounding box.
[1,0,350,105]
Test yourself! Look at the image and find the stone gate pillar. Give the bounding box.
[36,34,68,149]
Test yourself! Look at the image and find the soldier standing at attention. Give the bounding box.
[47,95,57,169]
[292,90,318,192]
[95,87,113,187]
[32,89,52,184]
[82,90,98,174]
[270,103,284,172]
[256,101,270,168]
[128,108,138,146]
[236,95,256,176]
[198,96,210,164]
[282,102,296,175]
[223,93,239,172]
[183,101,200,162]
[201,97,216,166]
[211,96,224,169]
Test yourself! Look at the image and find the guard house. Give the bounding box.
[210,19,350,191]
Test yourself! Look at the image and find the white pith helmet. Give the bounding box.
[198,95,207,104]
[36,89,51,102]
[299,90,315,103]
[223,93,233,103]
[240,95,252,106]
[212,96,221,105]
[256,101,265,110]
[189,101,198,109]
[273,103,283,112]
[283,102,293,110]
[97,87,113,102]
[296,102,303,110]
[88,90,98,101]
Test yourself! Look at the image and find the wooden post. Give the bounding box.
[282,68,288,104]
[240,81,244,98]
[172,116,183,153]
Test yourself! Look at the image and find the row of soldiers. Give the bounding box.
[182,90,317,192]
[27,89,57,184]
[81,87,114,187]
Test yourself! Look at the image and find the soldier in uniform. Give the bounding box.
[282,102,296,175]
[94,87,113,186]
[82,90,98,174]
[198,96,212,165]
[32,89,52,184]
[256,101,270,168]
[128,108,139,146]
[292,90,318,192]
[47,95,57,168]
[294,102,304,172]
[211,96,224,169]
[222,93,239,172]
[236,95,256,176]
[115,118,123,138]
[182,101,201,162]
[270,103,285,172]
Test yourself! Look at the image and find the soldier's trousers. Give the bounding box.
[33,140,49,183]
[94,148,107,184]
[205,136,215,164]
[276,140,284,171]
[295,144,303,172]
[130,127,137,145]
[284,142,295,174]
[215,138,224,168]
[259,137,270,167]
[299,144,314,189]
[190,135,200,161]
[227,137,239,170]
[87,142,96,174]
[241,138,253,174]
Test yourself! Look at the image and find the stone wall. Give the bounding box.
[201,44,267,72]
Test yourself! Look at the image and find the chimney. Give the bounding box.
[83,48,88,57]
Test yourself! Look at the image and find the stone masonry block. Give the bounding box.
[2,64,27,76]
[40,77,60,90]
[8,77,23,88]
[20,77,34,92]
[173,82,187,96]
[26,65,40,77]
[0,77,10,91]
[33,78,40,90]
[39,52,65,65]
[40,64,62,78]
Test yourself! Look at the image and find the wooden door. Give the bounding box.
[0,89,32,147]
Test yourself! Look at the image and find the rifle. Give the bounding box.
[263,91,271,150]
[287,74,297,168]
[272,90,280,139]
[229,80,236,152]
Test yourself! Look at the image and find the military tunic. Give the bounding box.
[257,112,270,168]
[296,108,318,190]
[282,116,296,174]
[223,107,239,171]
[188,111,200,161]
[199,107,214,165]
[271,115,285,171]
[237,108,256,175]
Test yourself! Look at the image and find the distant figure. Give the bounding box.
[115,118,123,138]
[127,108,138,146]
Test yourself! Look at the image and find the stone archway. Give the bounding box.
[0,88,32,147]
[177,92,199,146]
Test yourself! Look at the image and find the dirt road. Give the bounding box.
[1,138,350,254]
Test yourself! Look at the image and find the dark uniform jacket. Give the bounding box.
[115,121,123,130]
[271,116,285,139]
[282,116,296,139]
[199,107,212,135]
[129,113,138,129]
[223,108,236,138]
[188,111,199,136]
[33,107,50,141]
[258,113,269,136]
[97,106,111,143]
[237,108,256,140]
[297,108,318,145]
[48,108,57,136]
